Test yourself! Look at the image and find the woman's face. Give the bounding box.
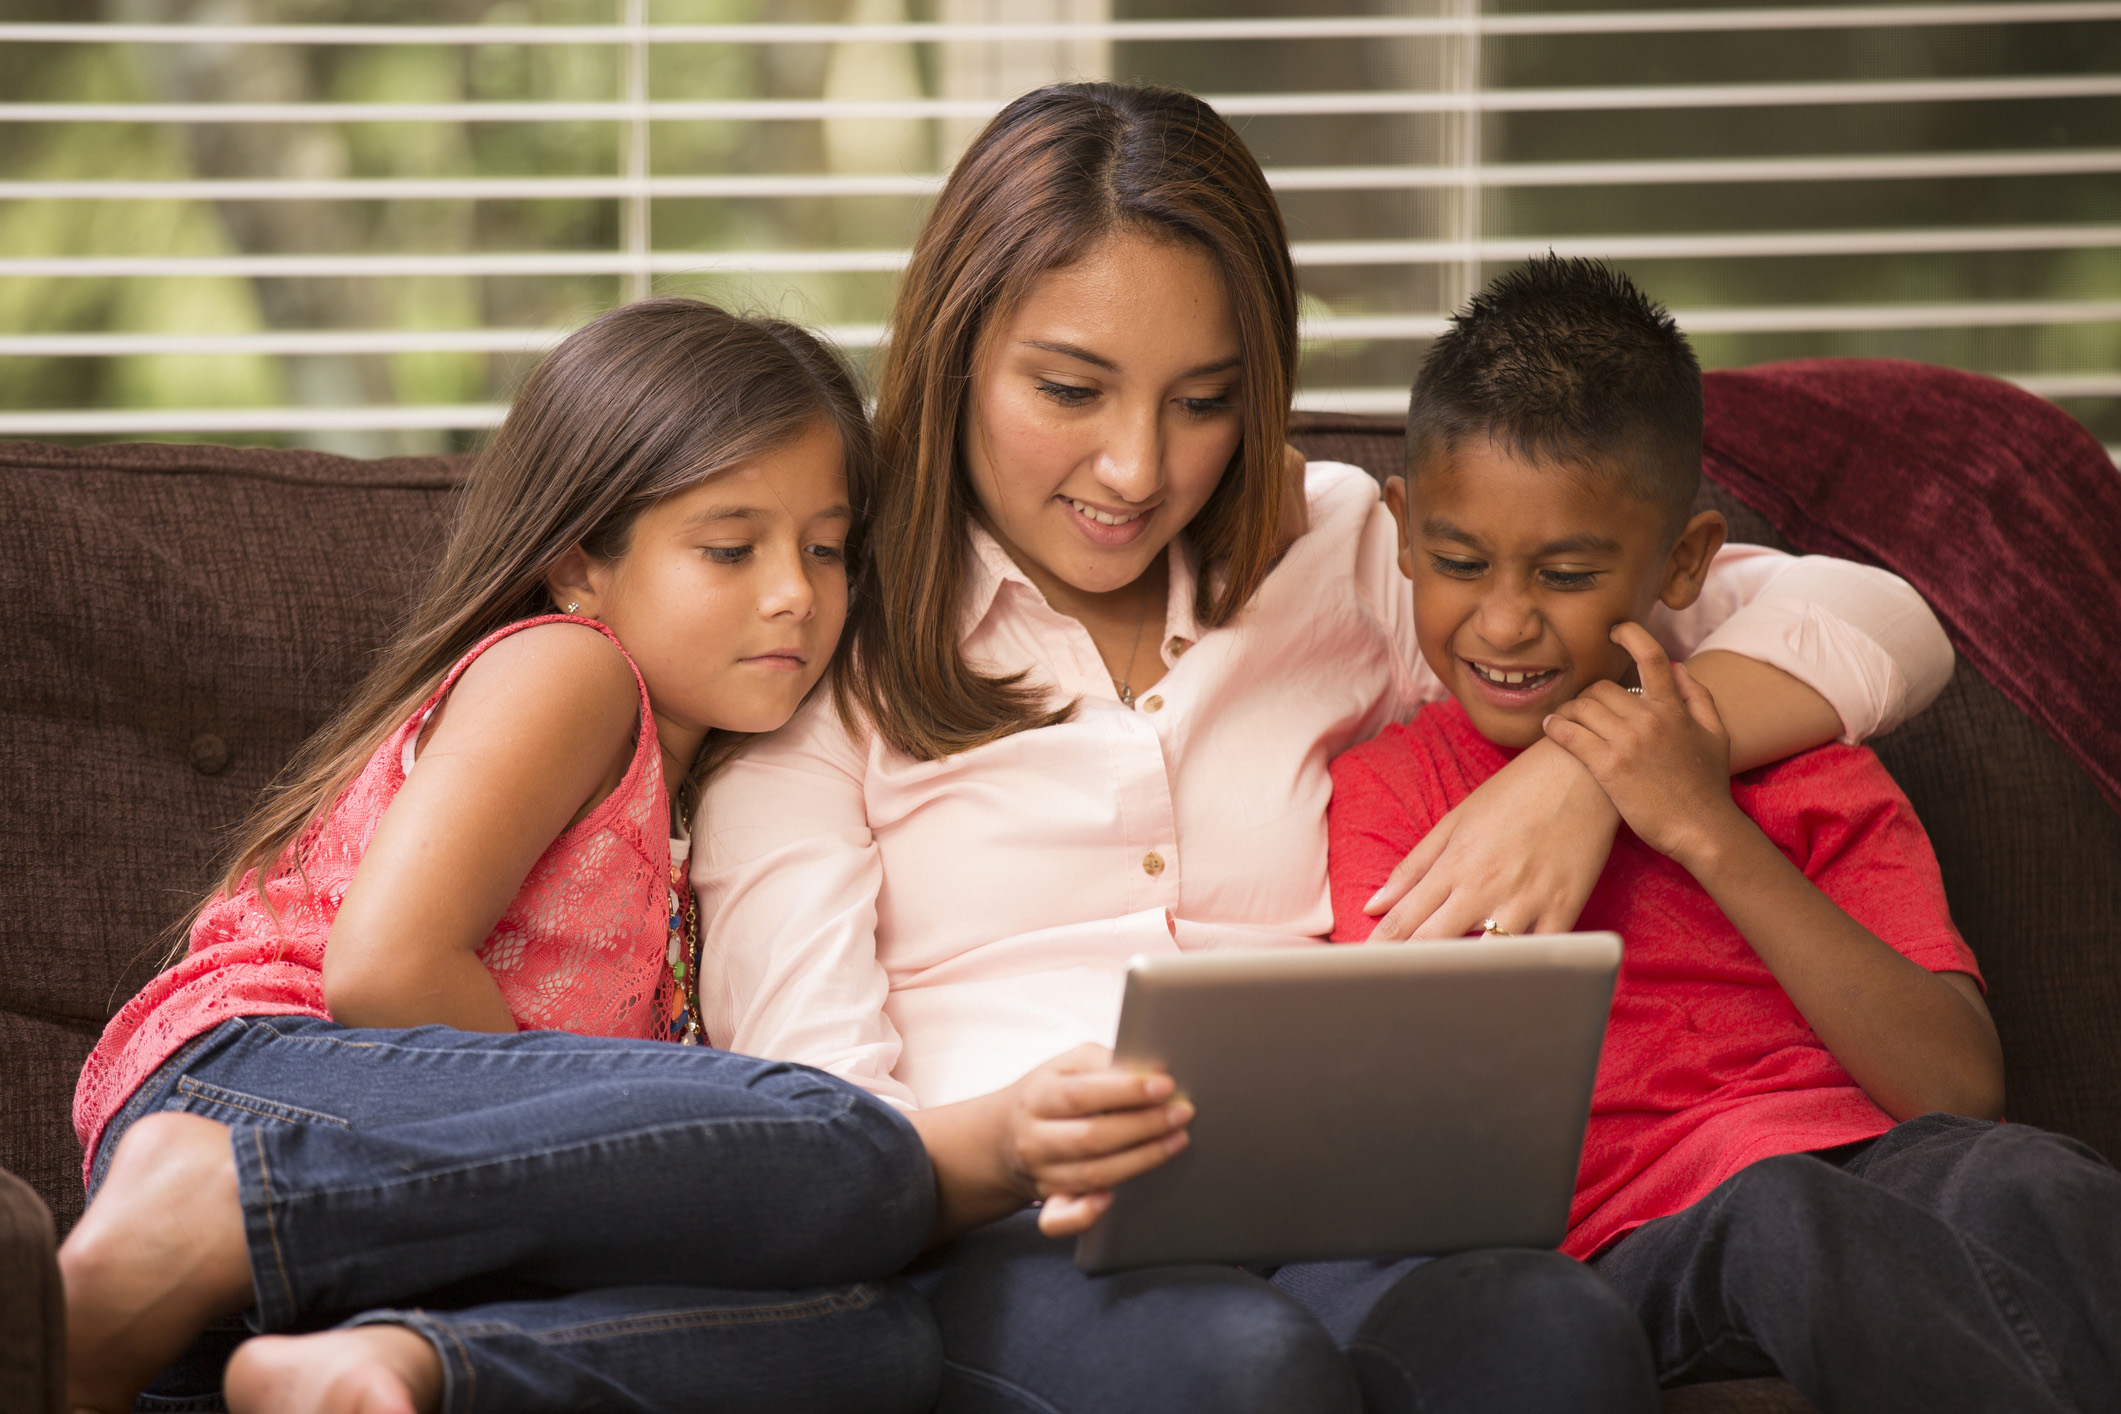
[963,229,1245,603]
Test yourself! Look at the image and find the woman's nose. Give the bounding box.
[1094,405,1165,504]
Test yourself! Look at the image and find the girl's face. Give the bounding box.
[556,419,852,762]
[963,229,1245,605]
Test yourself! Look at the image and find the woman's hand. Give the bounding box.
[907,1043,1192,1243]
[1364,737,1622,940]
[1541,623,1746,868]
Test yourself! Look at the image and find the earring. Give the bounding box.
[564,601,580,614]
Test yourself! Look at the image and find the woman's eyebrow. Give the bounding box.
[1023,339,1117,372]
[680,504,764,526]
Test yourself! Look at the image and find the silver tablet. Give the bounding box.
[1074,932,1621,1275]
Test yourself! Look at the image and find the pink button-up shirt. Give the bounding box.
[694,462,1953,1110]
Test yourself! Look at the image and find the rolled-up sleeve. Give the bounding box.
[1674,547,1955,742]
[691,693,917,1109]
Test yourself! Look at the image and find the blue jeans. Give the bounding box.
[90,1015,943,1414]
[1593,1114,2121,1413]
[908,1211,1657,1413]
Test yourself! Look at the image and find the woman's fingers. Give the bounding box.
[1366,816,1453,917]
[1022,1099,1194,1166]
[1032,1126,1192,1199]
[1032,1065,1175,1119]
[1036,1191,1113,1238]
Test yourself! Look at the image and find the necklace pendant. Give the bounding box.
[1116,681,1134,708]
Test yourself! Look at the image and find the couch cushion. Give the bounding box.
[0,439,461,1227]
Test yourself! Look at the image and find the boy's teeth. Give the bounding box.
[1067,497,1138,527]
[1475,663,1547,686]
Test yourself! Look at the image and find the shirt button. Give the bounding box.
[1142,851,1166,877]
[1142,695,1164,713]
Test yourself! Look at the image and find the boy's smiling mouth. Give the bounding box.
[1463,658,1565,710]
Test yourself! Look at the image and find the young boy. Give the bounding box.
[1327,256,2120,1414]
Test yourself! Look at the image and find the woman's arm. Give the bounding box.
[324,624,638,1031]
[1366,545,1955,939]
[692,694,915,1104]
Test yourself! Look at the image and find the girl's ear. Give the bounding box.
[1658,510,1728,612]
[544,545,600,618]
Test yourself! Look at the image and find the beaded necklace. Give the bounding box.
[664,859,703,1045]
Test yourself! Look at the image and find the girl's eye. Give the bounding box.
[806,543,847,565]
[1429,555,1484,578]
[704,546,751,565]
[1036,379,1097,406]
[1541,569,1600,590]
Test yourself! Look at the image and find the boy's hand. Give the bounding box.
[1542,623,1745,867]
[1000,1044,1193,1237]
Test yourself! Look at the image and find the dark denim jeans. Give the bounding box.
[1593,1114,2121,1414]
[90,1015,943,1414]
[909,1211,1658,1414]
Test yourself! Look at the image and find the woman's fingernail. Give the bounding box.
[1165,1129,1192,1154]
[1144,1073,1174,1100]
[1365,890,1385,911]
[1167,1101,1195,1126]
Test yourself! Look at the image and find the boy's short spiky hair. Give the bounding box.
[1407,255,1702,531]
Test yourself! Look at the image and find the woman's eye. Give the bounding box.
[1541,569,1599,590]
[704,546,751,565]
[1429,555,1484,578]
[1036,380,1097,406]
[1179,394,1235,416]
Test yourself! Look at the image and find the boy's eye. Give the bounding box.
[1428,554,1484,578]
[1036,379,1097,406]
[704,546,751,565]
[1540,569,1600,590]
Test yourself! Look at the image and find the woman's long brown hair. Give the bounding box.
[834,82,1299,763]
[193,298,873,940]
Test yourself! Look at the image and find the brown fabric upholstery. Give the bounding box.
[0,439,461,1235]
[0,1165,63,1414]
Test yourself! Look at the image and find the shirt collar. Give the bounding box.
[960,518,1204,656]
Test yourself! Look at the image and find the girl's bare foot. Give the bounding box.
[59,1112,255,1414]
[225,1327,443,1414]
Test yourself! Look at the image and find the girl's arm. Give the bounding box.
[1365,537,1955,939]
[324,623,639,1031]
[1546,625,2003,1120]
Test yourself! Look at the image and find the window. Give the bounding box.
[2,2,2116,460]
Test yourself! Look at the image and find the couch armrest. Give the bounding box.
[0,1166,63,1414]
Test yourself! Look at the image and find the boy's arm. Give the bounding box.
[1546,625,2004,1123]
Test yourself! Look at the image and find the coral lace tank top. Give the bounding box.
[74,615,672,1171]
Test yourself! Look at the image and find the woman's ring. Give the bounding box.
[1480,917,1512,937]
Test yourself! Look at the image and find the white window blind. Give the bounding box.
[0,3,2116,460]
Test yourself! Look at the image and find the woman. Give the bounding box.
[696,84,1953,1414]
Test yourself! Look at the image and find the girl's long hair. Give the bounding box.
[833,82,1299,763]
[199,298,873,927]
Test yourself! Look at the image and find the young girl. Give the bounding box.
[60,300,941,1414]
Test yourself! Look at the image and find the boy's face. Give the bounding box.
[1386,436,1725,749]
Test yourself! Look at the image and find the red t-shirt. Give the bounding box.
[1327,699,1981,1259]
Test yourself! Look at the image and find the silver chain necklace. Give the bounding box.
[1111,580,1153,709]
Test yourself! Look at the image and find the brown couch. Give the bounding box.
[3,366,2116,1412]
